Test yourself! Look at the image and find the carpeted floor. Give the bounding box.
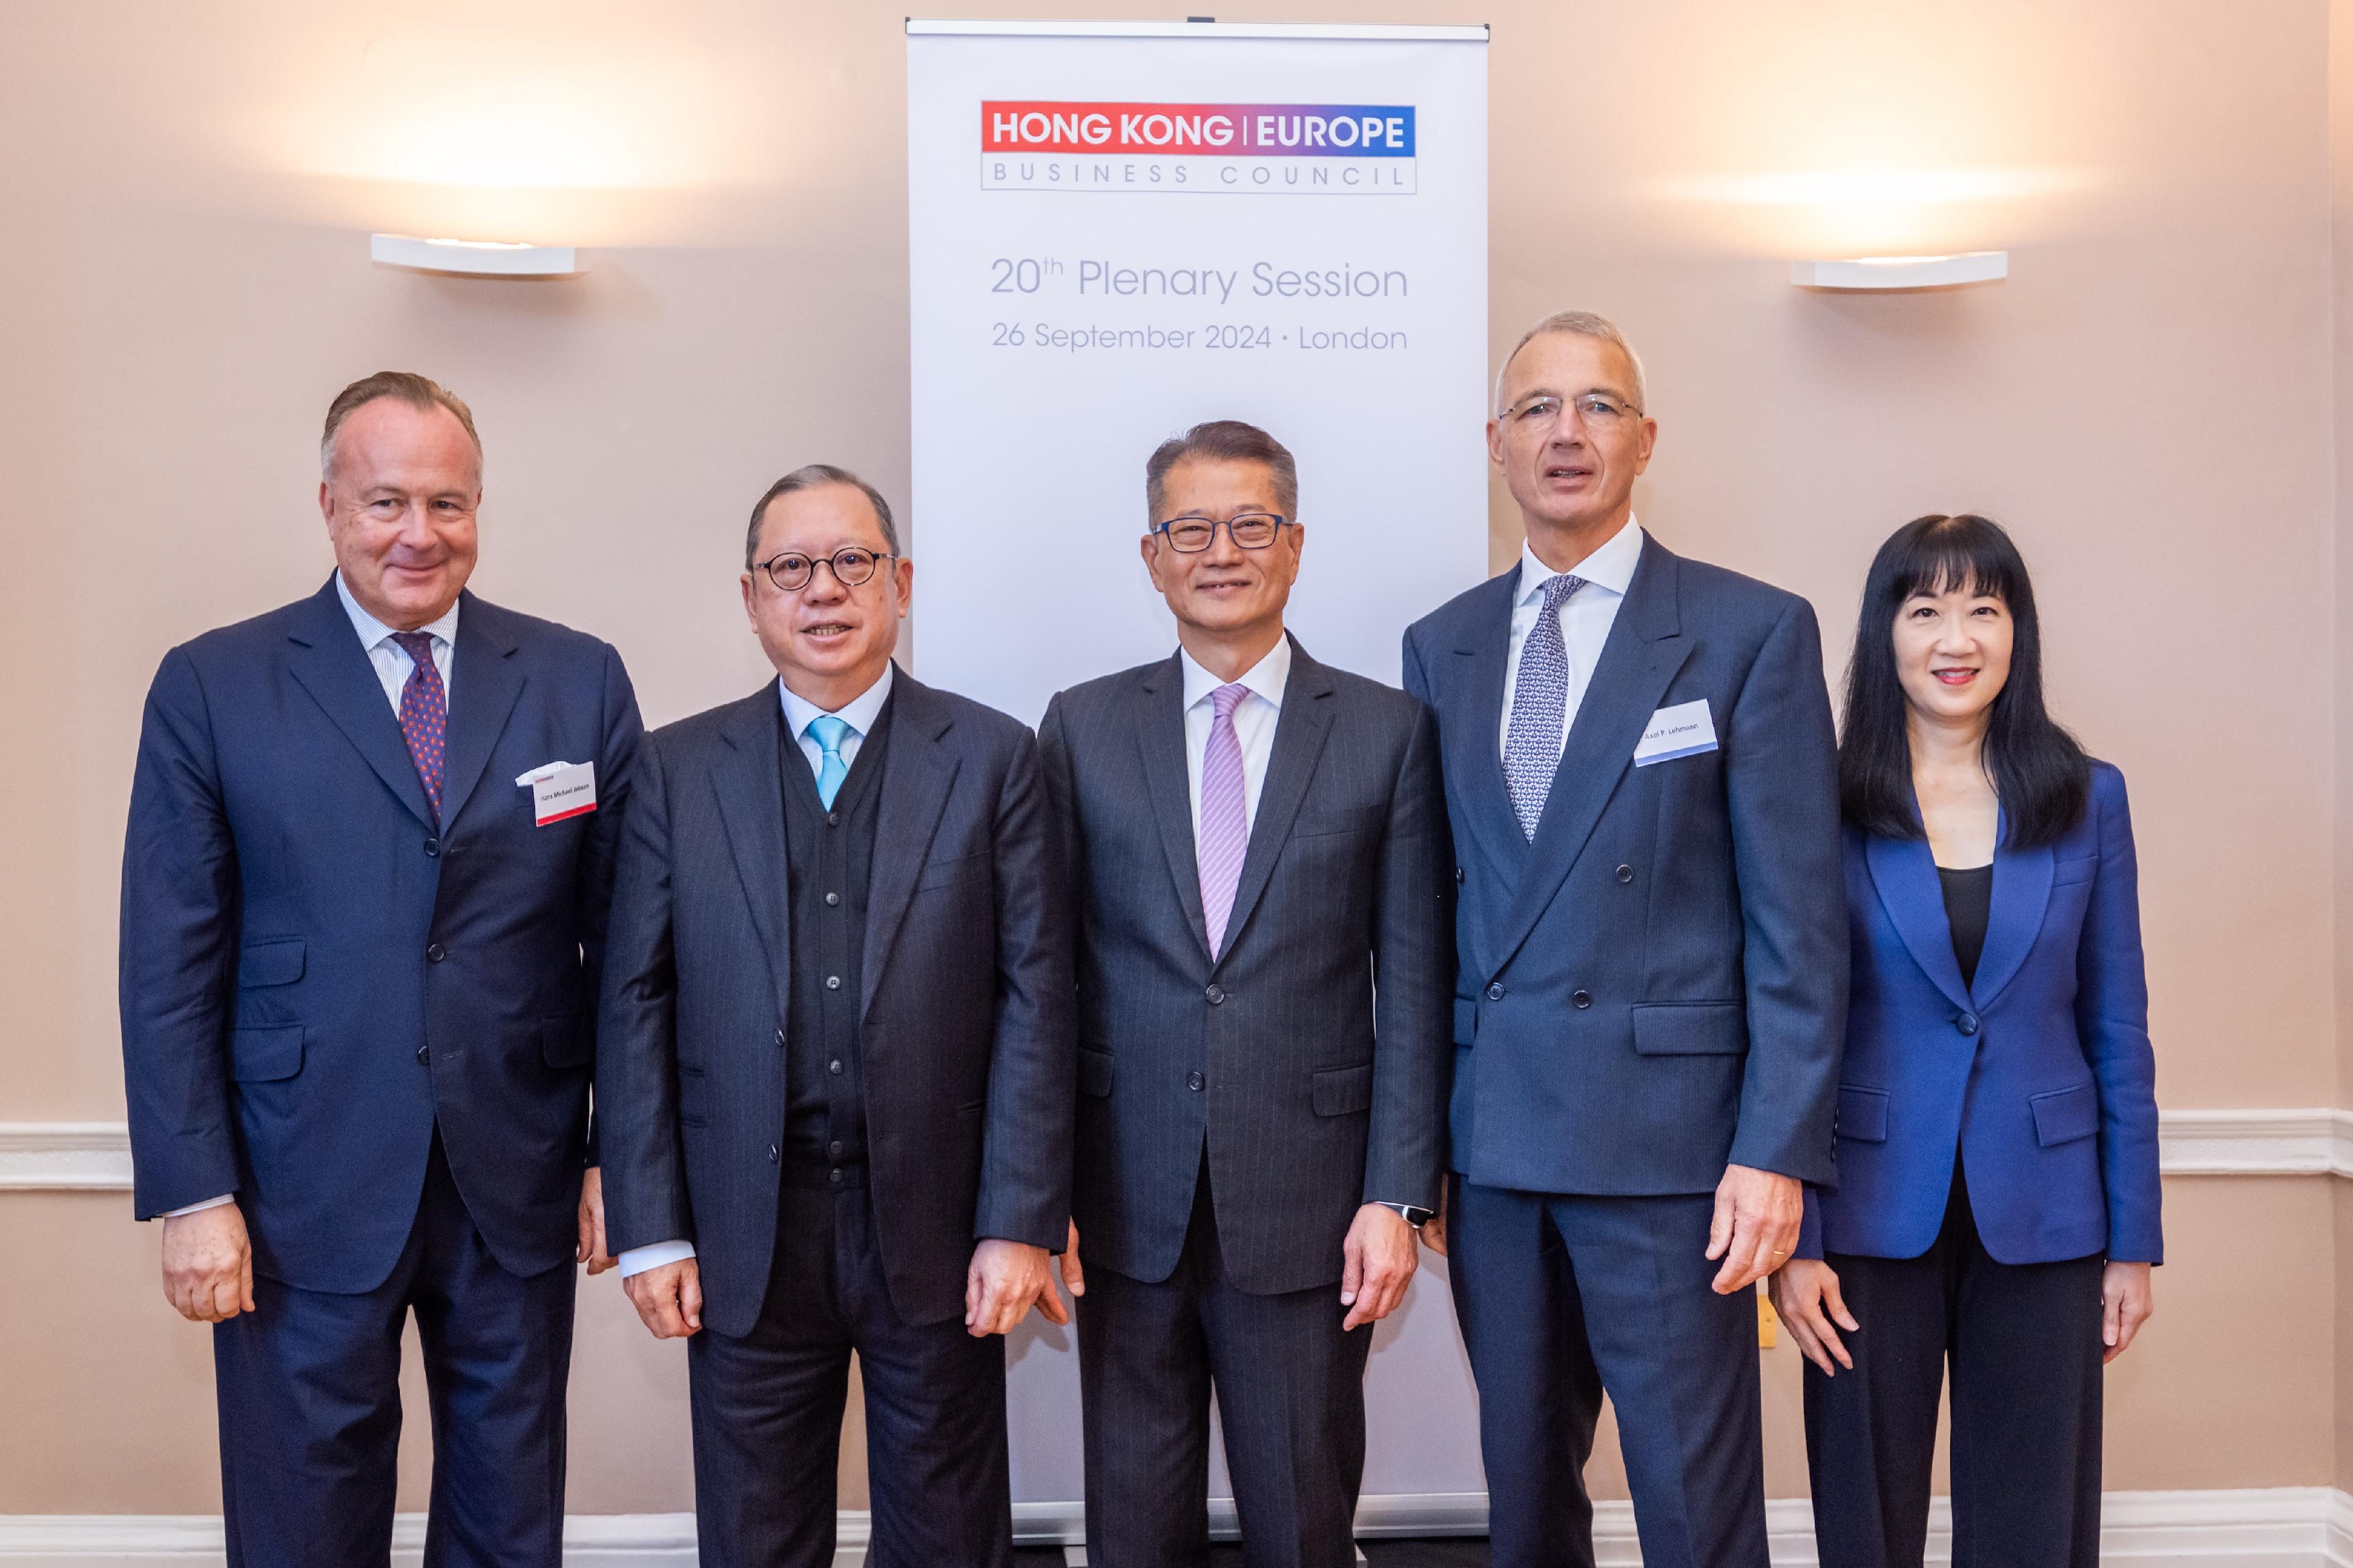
[1013,1543,1491,1566]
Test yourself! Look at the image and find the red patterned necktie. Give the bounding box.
[390,631,447,825]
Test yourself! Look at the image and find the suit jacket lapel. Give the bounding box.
[437,591,526,833]
[283,579,438,832]
[861,673,961,1016]
[1865,832,1972,1014]
[710,689,794,1026]
[1136,655,1212,963]
[1488,538,1692,979]
[1215,636,1337,969]
[1446,570,1527,876]
[1971,808,2051,1010]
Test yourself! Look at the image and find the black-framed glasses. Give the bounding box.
[1151,513,1291,553]
[1502,391,1643,428]
[754,547,898,593]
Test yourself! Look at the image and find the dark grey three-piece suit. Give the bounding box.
[596,670,1072,1568]
[1040,638,1451,1568]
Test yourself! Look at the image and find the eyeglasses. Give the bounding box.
[1501,391,1644,429]
[753,547,898,593]
[1151,513,1291,553]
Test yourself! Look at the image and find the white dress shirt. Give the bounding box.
[615,662,898,1280]
[1181,637,1291,840]
[1497,515,1644,763]
[162,576,465,1223]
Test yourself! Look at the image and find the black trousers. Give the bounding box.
[686,1172,1013,1568]
[1448,1177,1768,1568]
[1804,1170,2107,1568]
[213,1131,576,1568]
[1077,1160,1374,1568]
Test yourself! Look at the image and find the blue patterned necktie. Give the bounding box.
[389,631,446,826]
[1502,572,1587,839]
[807,714,852,808]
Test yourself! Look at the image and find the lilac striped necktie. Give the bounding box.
[1197,683,1251,958]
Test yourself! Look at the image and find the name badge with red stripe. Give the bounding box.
[516,760,597,825]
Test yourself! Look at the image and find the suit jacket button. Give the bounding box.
[1955,1012,1980,1036]
[1187,1072,1205,1092]
[775,1027,786,1048]
[768,1145,779,1163]
[1455,868,1465,883]
[1572,990,1592,1009]
[1205,985,1224,1005]
[415,1045,429,1065]
[1615,865,1633,884]
[424,837,441,858]
[425,942,446,963]
[1485,982,1505,1002]
[829,1059,844,1075]
[829,1140,845,1159]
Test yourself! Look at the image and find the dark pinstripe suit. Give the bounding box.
[1039,638,1449,1568]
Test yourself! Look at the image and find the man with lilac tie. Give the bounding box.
[1039,421,1450,1568]
[118,372,644,1566]
[1401,312,1847,1567]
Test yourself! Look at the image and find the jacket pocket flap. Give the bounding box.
[2051,855,2099,886]
[1077,1047,1114,1098]
[917,852,988,891]
[236,939,305,988]
[1452,998,1478,1046]
[2029,1082,2100,1147]
[1835,1085,1891,1143]
[541,1015,593,1069]
[1293,805,1384,839]
[1311,1062,1375,1116]
[229,1025,305,1083]
[1630,1002,1747,1055]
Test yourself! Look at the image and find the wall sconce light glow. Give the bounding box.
[1659,168,2087,208]
[369,233,585,278]
[1790,252,2008,291]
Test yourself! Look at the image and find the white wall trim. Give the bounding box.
[6,1111,2352,1195]
[0,1489,2345,1564]
[0,1125,131,1191]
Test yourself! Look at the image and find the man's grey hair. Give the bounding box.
[321,371,483,481]
[745,464,904,567]
[1492,311,1649,418]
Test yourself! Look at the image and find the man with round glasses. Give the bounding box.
[1039,420,1449,1568]
[593,464,1074,1566]
[1403,312,1847,1568]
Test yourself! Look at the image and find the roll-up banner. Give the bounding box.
[906,19,1491,1520]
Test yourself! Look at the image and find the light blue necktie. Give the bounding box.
[807,715,852,808]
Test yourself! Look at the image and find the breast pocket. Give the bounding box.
[1292,805,1383,840]
[917,851,989,893]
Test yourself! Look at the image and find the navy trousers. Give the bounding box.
[1448,1178,1768,1568]
[1804,1170,2107,1568]
[212,1132,577,1568]
[685,1173,1013,1568]
[1076,1161,1372,1568]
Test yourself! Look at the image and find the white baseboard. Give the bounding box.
[6,1110,2348,1194]
[1,1489,2345,1566]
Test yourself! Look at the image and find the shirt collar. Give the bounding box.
[336,571,460,652]
[778,659,896,741]
[1516,515,1644,606]
[1179,634,1292,713]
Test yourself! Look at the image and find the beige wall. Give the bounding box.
[2,0,2346,1517]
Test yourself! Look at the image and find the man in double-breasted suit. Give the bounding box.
[1041,421,1451,1568]
[1402,314,1847,1568]
[594,465,1073,1568]
[119,372,644,1567]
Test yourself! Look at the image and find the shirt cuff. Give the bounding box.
[162,1195,236,1219]
[618,1240,696,1278]
[1374,1201,1431,1228]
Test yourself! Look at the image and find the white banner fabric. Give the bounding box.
[906,19,1491,1509]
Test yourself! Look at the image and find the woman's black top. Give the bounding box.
[1938,863,1994,990]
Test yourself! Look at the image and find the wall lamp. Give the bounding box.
[369,234,586,278]
[1789,252,2007,291]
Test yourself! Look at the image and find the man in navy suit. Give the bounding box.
[119,372,643,1567]
[1402,313,1847,1567]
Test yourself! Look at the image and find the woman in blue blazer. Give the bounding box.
[1768,514,2161,1568]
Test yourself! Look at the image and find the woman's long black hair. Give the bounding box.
[1839,514,2091,848]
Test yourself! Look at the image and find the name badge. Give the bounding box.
[515,760,597,825]
[1633,700,1717,766]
